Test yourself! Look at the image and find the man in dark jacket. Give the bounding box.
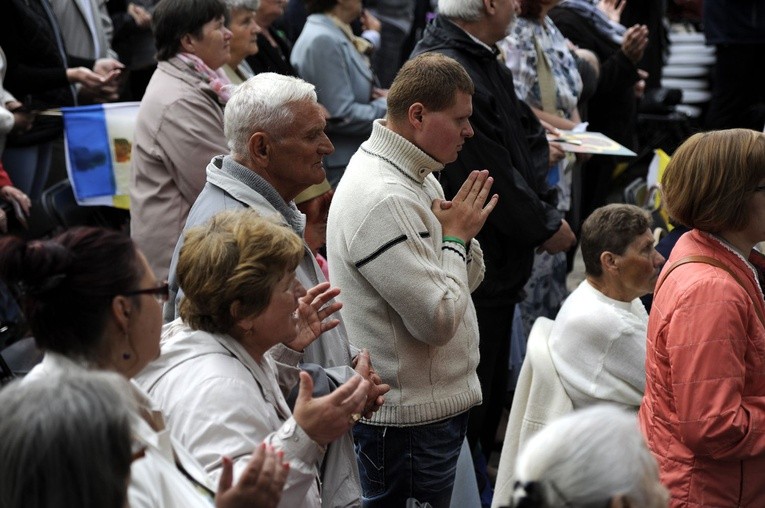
[411,0,576,464]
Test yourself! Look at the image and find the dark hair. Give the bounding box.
[304,0,338,14]
[0,228,143,361]
[580,204,651,277]
[519,0,542,19]
[153,0,228,60]
[387,53,474,123]
[0,372,133,508]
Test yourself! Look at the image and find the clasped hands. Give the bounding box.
[432,169,499,244]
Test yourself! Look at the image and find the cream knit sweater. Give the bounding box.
[327,120,484,426]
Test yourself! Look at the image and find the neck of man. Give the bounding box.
[232,154,298,203]
[450,17,501,47]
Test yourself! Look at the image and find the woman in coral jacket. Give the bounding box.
[639,129,765,507]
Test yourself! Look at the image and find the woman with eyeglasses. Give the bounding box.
[639,129,765,506]
[0,226,289,508]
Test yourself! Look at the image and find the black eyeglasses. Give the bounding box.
[122,281,169,304]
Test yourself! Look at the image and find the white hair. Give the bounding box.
[224,0,259,13]
[513,405,665,508]
[224,73,318,159]
[0,372,135,508]
[438,0,487,21]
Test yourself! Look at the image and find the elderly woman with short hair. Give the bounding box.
[510,405,668,507]
[550,203,664,410]
[137,209,370,508]
[222,0,262,83]
[131,0,233,281]
[640,129,765,506]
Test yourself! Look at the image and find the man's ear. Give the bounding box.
[407,103,425,130]
[484,0,496,15]
[247,132,270,165]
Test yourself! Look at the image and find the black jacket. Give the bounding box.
[246,28,298,77]
[412,16,562,307]
[549,6,639,148]
[1,0,94,110]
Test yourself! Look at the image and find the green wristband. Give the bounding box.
[442,236,466,248]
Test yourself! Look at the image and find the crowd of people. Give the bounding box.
[1,0,765,507]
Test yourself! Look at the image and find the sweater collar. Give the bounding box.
[361,120,444,184]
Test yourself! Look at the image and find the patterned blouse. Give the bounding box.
[498,16,583,120]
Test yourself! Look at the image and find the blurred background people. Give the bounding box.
[108,0,160,99]
[291,0,387,186]
[222,0,263,84]
[130,0,231,280]
[703,0,765,131]
[498,0,585,336]
[248,0,299,76]
[549,0,648,223]
[0,0,122,200]
[640,129,765,506]
[0,372,134,508]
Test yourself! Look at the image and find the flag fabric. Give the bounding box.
[61,102,140,209]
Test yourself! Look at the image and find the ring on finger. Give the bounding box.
[349,412,362,424]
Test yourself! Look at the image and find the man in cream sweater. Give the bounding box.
[327,53,498,507]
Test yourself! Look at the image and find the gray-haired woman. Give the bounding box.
[510,405,668,508]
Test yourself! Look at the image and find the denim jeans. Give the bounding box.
[353,412,469,508]
[1,142,53,200]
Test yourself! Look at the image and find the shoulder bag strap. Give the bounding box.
[655,255,765,329]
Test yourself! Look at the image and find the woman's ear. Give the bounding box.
[600,251,619,273]
[111,295,132,335]
[180,33,196,54]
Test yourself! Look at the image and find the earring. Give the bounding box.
[122,352,132,360]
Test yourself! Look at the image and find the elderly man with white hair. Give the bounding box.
[164,73,389,508]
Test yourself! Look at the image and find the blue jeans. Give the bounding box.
[2,142,53,200]
[353,412,469,508]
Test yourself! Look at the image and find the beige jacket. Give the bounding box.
[130,57,227,279]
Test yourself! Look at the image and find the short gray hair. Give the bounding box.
[0,372,135,508]
[513,405,666,507]
[224,73,318,159]
[224,0,259,13]
[438,0,487,21]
